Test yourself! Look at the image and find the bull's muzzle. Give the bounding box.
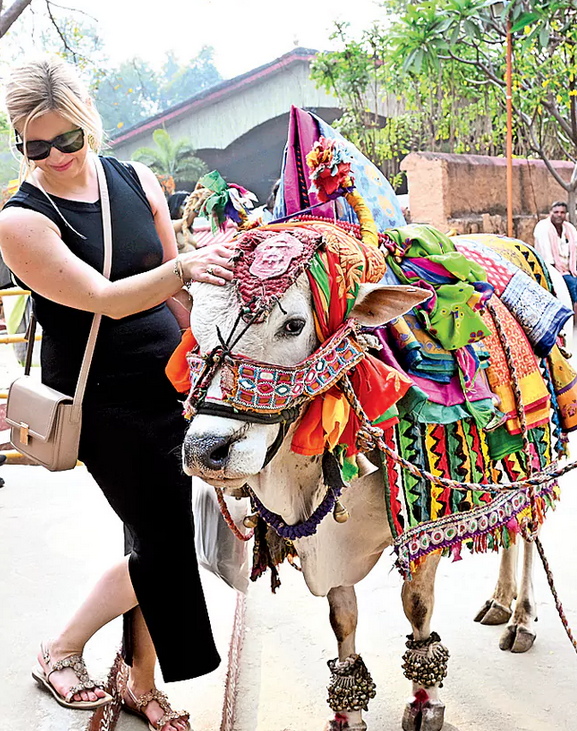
[183,432,238,473]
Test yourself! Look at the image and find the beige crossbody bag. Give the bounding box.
[6,156,112,471]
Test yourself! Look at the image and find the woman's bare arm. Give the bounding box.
[0,206,234,320]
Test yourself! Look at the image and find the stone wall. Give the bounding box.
[400,151,574,244]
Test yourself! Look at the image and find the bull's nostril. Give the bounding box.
[201,436,233,471]
[209,442,230,468]
[183,433,236,472]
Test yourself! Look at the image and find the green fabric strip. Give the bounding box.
[397,418,429,527]
[308,254,331,306]
[445,421,470,514]
[6,294,27,335]
[486,426,524,462]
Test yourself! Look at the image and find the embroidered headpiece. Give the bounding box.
[233,225,324,320]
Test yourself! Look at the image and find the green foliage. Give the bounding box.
[0,6,106,74]
[311,22,392,175]
[132,128,207,186]
[310,15,507,188]
[390,0,577,214]
[92,58,160,132]
[158,48,222,109]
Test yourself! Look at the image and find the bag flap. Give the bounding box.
[6,376,73,442]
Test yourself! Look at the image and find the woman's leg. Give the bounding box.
[39,557,137,703]
[127,607,189,731]
[79,400,220,684]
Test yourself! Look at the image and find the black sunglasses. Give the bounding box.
[15,128,85,161]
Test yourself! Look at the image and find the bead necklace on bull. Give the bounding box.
[180,140,577,705]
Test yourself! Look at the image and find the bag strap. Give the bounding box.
[70,156,112,422]
[23,308,37,376]
[24,155,112,422]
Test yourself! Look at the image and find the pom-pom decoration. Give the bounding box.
[195,170,258,234]
[306,137,379,248]
[306,137,355,203]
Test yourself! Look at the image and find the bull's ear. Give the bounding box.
[350,283,432,326]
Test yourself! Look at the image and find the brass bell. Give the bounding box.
[243,513,259,529]
[333,499,350,523]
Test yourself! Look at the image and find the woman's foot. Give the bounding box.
[36,641,109,705]
[124,681,190,731]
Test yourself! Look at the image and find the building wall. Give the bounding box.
[110,62,340,161]
[401,151,574,244]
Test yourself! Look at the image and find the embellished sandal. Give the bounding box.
[123,686,191,730]
[31,642,113,710]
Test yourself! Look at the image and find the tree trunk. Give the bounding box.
[568,187,576,226]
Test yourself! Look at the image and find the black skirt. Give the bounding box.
[79,387,221,682]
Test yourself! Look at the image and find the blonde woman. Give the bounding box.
[0,56,234,731]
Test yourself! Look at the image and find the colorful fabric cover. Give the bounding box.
[273,106,405,231]
[287,220,414,458]
[266,110,575,576]
[166,109,577,582]
[454,235,572,357]
[383,225,494,351]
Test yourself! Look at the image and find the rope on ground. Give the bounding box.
[534,537,577,654]
[85,649,128,731]
[219,593,247,731]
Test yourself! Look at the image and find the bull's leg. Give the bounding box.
[474,543,518,626]
[401,553,447,731]
[324,586,376,731]
[499,537,537,653]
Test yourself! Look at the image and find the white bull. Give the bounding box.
[181,273,545,731]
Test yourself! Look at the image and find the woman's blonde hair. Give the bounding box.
[4,55,104,178]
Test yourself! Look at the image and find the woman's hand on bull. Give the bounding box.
[179,244,236,285]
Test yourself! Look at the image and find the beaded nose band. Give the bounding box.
[185,319,364,419]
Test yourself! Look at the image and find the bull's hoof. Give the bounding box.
[499,624,536,653]
[325,716,367,731]
[402,699,445,731]
[474,599,512,625]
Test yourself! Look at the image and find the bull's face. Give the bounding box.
[182,274,430,488]
[182,275,317,487]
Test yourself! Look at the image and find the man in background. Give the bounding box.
[534,201,577,313]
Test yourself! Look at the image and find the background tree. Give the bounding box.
[92,57,160,132]
[92,47,222,133]
[390,0,577,220]
[311,14,507,191]
[132,128,207,189]
[0,0,33,39]
[0,0,103,65]
[158,47,222,109]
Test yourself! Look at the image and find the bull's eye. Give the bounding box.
[281,318,306,336]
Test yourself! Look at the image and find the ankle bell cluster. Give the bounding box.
[326,653,376,713]
[401,631,449,688]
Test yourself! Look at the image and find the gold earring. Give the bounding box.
[87,133,97,151]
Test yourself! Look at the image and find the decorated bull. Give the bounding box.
[167,108,577,731]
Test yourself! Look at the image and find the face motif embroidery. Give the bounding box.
[249,233,304,279]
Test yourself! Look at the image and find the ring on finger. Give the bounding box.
[206,265,215,276]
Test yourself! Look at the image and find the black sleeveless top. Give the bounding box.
[4,156,181,404]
